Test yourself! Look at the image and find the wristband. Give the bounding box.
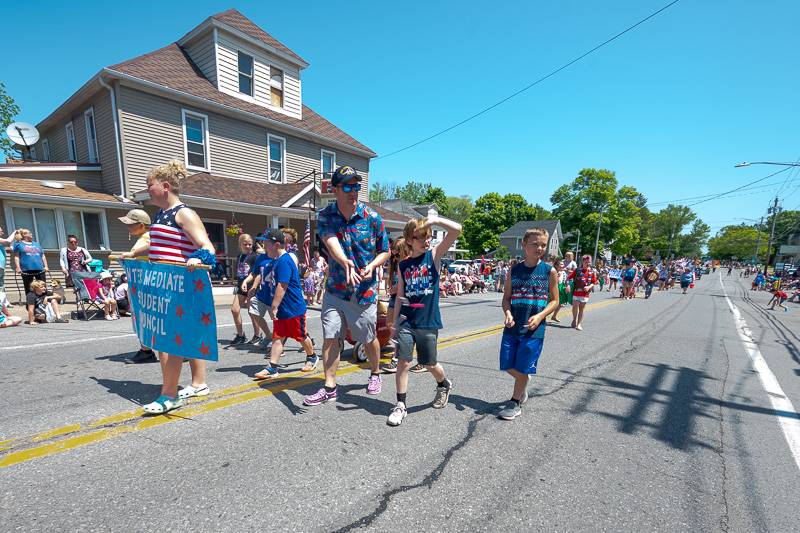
[188,249,216,266]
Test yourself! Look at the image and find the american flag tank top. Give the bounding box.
[149,204,197,263]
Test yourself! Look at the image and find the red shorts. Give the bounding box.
[273,314,308,342]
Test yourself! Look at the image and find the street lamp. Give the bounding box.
[593,204,606,264]
[735,161,800,168]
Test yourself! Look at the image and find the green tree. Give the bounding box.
[462,193,540,255]
[368,181,396,203]
[443,195,473,224]
[708,225,766,261]
[551,168,646,257]
[767,209,800,249]
[393,181,447,210]
[677,219,710,258]
[0,82,21,158]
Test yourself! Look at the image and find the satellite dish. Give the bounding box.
[6,122,40,147]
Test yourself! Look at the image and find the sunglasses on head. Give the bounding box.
[340,183,361,193]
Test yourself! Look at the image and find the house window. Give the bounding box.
[8,205,108,250]
[182,110,210,170]
[30,146,37,161]
[268,135,285,183]
[237,51,254,96]
[321,150,336,177]
[63,210,104,250]
[65,122,77,162]
[269,67,283,107]
[42,139,50,161]
[84,108,99,163]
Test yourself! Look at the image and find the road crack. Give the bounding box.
[331,414,486,532]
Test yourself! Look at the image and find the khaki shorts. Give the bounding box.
[248,297,271,318]
[321,292,377,343]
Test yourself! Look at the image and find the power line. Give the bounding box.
[685,167,793,208]
[376,0,683,160]
[645,175,800,207]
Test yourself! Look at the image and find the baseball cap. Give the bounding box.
[118,209,151,225]
[256,228,285,244]
[331,165,362,187]
[100,271,113,280]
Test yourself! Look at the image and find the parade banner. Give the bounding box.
[122,259,218,361]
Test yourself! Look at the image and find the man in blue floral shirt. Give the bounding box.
[304,166,390,407]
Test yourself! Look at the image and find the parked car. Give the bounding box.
[448,259,472,274]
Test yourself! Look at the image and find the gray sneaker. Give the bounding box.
[497,401,522,420]
[432,379,453,409]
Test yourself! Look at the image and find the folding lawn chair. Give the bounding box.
[71,271,104,320]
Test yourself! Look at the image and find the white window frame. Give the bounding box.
[65,122,77,162]
[321,149,336,177]
[181,109,211,172]
[237,50,254,97]
[267,134,286,184]
[41,138,50,161]
[3,202,110,251]
[84,107,99,163]
[268,65,284,109]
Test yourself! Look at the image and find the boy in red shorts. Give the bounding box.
[254,229,317,379]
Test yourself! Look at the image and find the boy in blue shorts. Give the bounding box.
[498,227,559,421]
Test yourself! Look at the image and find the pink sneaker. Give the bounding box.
[367,374,382,395]
[303,387,337,406]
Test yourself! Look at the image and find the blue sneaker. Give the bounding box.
[301,355,319,372]
[254,365,279,380]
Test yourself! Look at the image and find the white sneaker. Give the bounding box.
[178,384,210,399]
[387,402,407,427]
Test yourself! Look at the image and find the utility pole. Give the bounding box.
[765,197,781,274]
[575,228,581,258]
[752,216,764,267]
[593,205,605,264]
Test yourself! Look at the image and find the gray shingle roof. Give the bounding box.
[500,220,562,240]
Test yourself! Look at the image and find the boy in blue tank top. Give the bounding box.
[498,228,559,420]
[387,215,462,427]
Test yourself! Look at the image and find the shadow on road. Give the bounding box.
[566,362,800,452]
[89,376,162,406]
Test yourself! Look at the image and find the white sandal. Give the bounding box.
[177,384,210,400]
[143,395,183,414]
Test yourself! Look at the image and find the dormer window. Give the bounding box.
[270,67,283,107]
[237,51,254,96]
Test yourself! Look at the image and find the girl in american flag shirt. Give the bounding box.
[141,161,217,415]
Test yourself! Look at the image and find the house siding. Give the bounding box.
[216,32,302,120]
[118,86,370,198]
[118,85,185,194]
[183,32,218,86]
[92,90,122,195]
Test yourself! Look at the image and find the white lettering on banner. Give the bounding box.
[137,311,167,336]
[135,292,172,314]
[137,269,185,292]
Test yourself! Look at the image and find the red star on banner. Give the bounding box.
[130,285,137,295]
[194,278,205,292]
[151,334,156,346]
[200,312,212,326]
[199,342,210,356]
[175,334,183,346]
[175,305,184,319]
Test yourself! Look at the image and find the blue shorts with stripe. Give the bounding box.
[499,332,544,375]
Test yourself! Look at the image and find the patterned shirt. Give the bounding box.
[507,260,552,339]
[149,204,197,264]
[317,201,389,305]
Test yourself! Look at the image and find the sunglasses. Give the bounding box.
[340,183,362,193]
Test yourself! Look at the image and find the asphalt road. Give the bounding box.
[2,272,799,532]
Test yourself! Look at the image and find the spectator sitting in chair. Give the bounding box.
[115,273,130,317]
[26,280,68,324]
[0,292,21,328]
[59,235,92,287]
[97,271,120,320]
[449,271,463,294]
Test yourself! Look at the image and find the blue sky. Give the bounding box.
[3,0,799,235]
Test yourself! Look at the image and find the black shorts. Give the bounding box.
[396,324,439,365]
[116,297,130,311]
[235,278,248,296]
[21,271,46,294]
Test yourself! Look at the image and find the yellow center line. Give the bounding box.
[0,296,623,469]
